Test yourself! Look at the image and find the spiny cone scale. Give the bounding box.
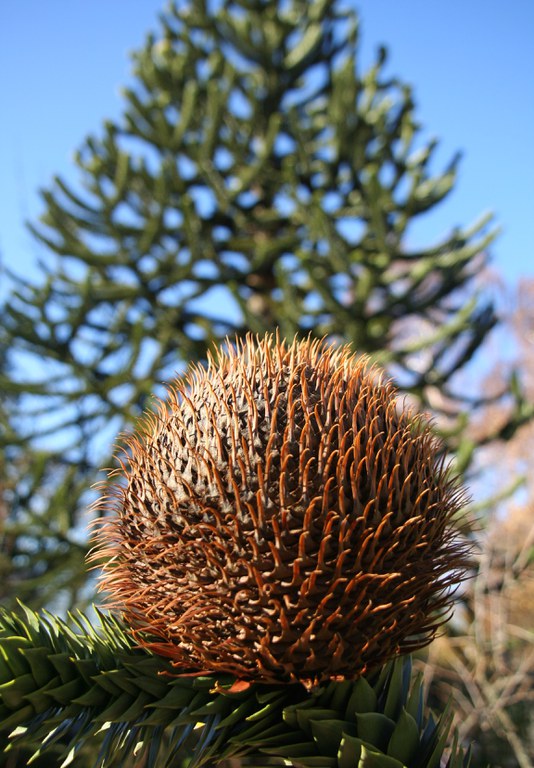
[91,334,470,688]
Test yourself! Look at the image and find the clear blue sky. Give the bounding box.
[0,1,533,292]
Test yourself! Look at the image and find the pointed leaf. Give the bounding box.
[358,744,406,767]
[346,676,378,715]
[383,661,405,720]
[355,712,395,752]
[387,707,420,763]
[310,717,354,754]
[0,673,36,709]
[338,733,363,768]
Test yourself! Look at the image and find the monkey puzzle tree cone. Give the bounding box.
[90,334,470,688]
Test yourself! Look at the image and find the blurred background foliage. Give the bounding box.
[1,1,532,765]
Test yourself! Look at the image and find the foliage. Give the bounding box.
[1,1,532,765]
[0,604,470,768]
[1,0,527,613]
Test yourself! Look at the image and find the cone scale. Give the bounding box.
[91,334,469,689]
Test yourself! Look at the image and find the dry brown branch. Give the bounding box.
[421,505,534,767]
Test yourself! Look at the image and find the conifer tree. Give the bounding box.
[2,0,530,611]
[1,4,532,765]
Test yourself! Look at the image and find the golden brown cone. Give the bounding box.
[90,333,471,687]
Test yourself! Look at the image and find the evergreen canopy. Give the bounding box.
[2,0,528,612]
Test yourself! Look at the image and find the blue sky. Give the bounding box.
[0,1,533,292]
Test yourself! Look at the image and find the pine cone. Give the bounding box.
[91,334,470,688]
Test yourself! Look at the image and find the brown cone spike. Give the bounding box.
[91,334,470,687]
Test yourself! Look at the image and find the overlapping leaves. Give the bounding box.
[0,605,469,767]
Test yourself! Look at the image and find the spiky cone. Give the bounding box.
[91,333,470,692]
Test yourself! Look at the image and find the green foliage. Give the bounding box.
[2,0,524,614]
[1,2,529,763]
[0,605,469,767]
